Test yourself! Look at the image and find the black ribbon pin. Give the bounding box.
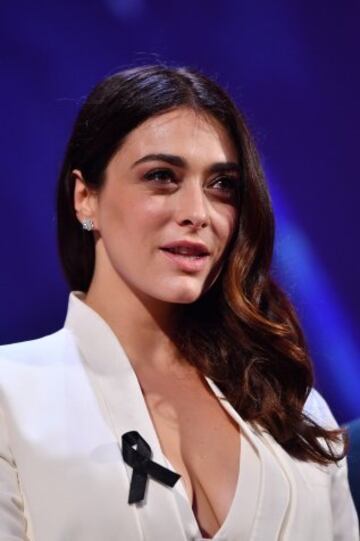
[121,430,181,504]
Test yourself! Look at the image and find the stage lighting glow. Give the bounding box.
[270,175,360,415]
[103,0,145,18]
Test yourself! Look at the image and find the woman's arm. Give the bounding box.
[331,450,359,541]
[305,388,359,540]
[0,404,29,540]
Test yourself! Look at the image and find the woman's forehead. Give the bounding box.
[114,107,238,165]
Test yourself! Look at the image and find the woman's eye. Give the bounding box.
[143,170,239,196]
[211,176,239,193]
[144,169,175,184]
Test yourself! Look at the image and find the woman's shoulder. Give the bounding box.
[303,387,339,429]
[0,327,74,369]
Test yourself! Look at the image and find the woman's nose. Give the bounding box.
[174,182,210,229]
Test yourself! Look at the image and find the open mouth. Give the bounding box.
[160,248,209,259]
[159,248,210,271]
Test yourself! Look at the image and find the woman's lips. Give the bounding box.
[160,248,210,272]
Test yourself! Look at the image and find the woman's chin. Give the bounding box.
[157,287,204,305]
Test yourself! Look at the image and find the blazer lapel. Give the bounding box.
[64,291,189,541]
[204,377,293,540]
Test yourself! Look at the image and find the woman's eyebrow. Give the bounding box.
[131,153,241,173]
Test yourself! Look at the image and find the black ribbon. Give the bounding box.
[121,430,181,504]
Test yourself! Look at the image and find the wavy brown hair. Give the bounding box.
[56,63,347,465]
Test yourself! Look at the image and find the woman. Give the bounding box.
[0,64,358,541]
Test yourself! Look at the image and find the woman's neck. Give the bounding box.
[82,279,185,373]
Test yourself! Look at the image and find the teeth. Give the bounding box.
[167,247,202,256]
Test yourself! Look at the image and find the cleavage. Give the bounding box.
[137,368,241,538]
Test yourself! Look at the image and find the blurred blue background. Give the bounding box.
[0,0,359,423]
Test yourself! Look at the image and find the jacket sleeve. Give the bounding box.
[305,388,360,541]
[0,403,29,540]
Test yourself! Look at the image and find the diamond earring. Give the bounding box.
[81,218,94,231]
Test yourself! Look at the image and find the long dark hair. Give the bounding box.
[56,64,347,464]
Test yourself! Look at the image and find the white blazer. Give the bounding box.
[0,291,358,541]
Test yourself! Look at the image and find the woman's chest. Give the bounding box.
[136,368,242,537]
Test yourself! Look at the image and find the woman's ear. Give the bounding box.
[72,169,98,229]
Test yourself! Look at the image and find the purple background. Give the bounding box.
[1,0,359,423]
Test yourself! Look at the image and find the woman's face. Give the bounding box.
[75,107,240,306]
